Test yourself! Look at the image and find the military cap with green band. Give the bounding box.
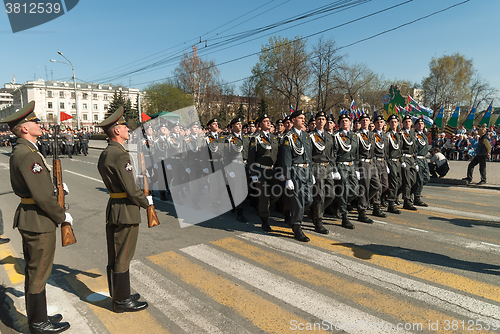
[0,101,38,128]
[96,106,127,130]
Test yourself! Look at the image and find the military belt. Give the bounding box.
[109,192,127,199]
[416,155,425,159]
[390,158,399,162]
[402,154,413,158]
[360,159,372,163]
[375,157,384,161]
[339,161,353,166]
[313,162,328,167]
[20,198,36,204]
[255,163,273,169]
[293,163,309,168]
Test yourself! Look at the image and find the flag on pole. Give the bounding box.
[463,103,476,130]
[60,111,73,121]
[373,105,378,120]
[434,104,444,128]
[330,108,334,119]
[444,103,459,136]
[477,100,493,127]
[141,112,151,121]
[282,112,286,119]
[350,100,356,111]
[290,105,294,115]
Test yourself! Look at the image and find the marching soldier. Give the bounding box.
[205,119,226,215]
[386,114,402,214]
[333,114,358,229]
[399,115,417,210]
[282,110,313,242]
[247,114,279,231]
[372,115,388,217]
[247,120,257,136]
[356,113,382,223]
[97,106,150,313]
[225,117,250,222]
[309,111,335,234]
[412,118,431,206]
[184,121,205,209]
[154,123,170,201]
[275,118,285,138]
[79,128,90,156]
[64,129,74,158]
[165,121,188,204]
[39,127,50,157]
[1,101,72,333]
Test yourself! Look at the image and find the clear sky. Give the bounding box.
[1,0,498,104]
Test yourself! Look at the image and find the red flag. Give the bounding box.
[60,112,73,121]
[141,112,151,121]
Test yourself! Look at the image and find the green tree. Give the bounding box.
[236,103,245,120]
[143,81,194,115]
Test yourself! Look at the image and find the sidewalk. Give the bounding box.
[89,140,500,190]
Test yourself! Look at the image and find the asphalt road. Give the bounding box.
[1,146,500,334]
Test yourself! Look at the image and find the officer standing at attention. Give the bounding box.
[412,118,431,206]
[372,115,388,217]
[282,110,313,242]
[386,115,402,214]
[39,127,50,157]
[247,114,279,231]
[1,101,72,334]
[97,107,150,313]
[79,128,90,156]
[309,111,335,234]
[64,129,74,158]
[399,115,417,211]
[333,113,358,229]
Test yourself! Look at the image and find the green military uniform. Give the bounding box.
[184,121,206,209]
[165,122,188,204]
[205,120,226,215]
[1,101,71,333]
[399,115,418,210]
[39,130,50,157]
[96,107,149,313]
[412,118,430,206]
[386,115,402,214]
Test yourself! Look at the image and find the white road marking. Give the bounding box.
[408,227,428,233]
[421,206,500,222]
[64,170,104,184]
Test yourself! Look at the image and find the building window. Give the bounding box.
[48,102,53,109]
[104,104,108,110]
[93,93,98,99]
[83,114,88,121]
[83,93,88,99]
[72,103,76,109]
[47,91,53,98]
[94,114,99,121]
[60,102,64,109]
[71,92,75,99]
[93,104,98,110]
[104,94,108,100]
[59,91,64,98]
[83,103,88,110]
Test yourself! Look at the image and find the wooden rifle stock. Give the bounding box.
[138,152,160,228]
[53,134,77,246]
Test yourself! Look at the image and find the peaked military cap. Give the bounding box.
[387,114,399,122]
[256,114,270,124]
[308,117,315,125]
[0,101,38,128]
[315,111,326,119]
[168,119,180,129]
[283,116,291,122]
[402,114,413,121]
[248,120,256,126]
[374,115,385,122]
[326,116,334,122]
[338,113,351,123]
[414,117,425,125]
[96,106,127,130]
[230,117,242,126]
[290,110,304,119]
[358,113,370,121]
[188,120,200,128]
[207,118,217,127]
[276,119,284,125]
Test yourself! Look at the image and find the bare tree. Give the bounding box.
[334,62,379,110]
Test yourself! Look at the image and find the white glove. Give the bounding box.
[312,175,316,184]
[277,174,286,182]
[229,171,236,178]
[62,183,69,195]
[251,175,258,182]
[146,170,150,178]
[355,171,361,180]
[153,163,158,169]
[64,212,73,226]
[203,168,210,174]
[387,166,390,174]
[166,164,172,170]
[401,162,407,168]
[285,180,294,190]
[185,168,191,174]
[147,195,154,206]
[415,164,419,171]
[332,172,341,180]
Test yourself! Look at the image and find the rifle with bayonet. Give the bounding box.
[138,126,160,228]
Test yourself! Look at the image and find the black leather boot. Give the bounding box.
[372,203,387,218]
[387,201,401,214]
[313,219,329,234]
[357,209,374,224]
[236,208,248,223]
[341,214,355,229]
[413,197,428,207]
[112,271,148,313]
[403,200,417,211]
[107,266,140,301]
[284,212,292,227]
[292,224,310,242]
[27,291,70,334]
[260,217,273,232]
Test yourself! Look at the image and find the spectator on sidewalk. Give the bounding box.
[429,147,449,178]
[453,134,468,160]
[463,127,491,185]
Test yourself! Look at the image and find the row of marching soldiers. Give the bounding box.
[140,109,430,243]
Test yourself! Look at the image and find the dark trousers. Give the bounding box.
[250,167,279,218]
[19,230,56,294]
[387,160,402,203]
[311,164,335,220]
[288,166,313,224]
[413,157,430,197]
[358,161,381,210]
[81,142,89,156]
[467,155,487,181]
[106,224,139,273]
[429,162,449,177]
[373,159,388,204]
[66,144,73,158]
[336,163,359,215]
[399,156,417,203]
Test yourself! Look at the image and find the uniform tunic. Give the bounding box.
[97,140,149,273]
[357,129,381,210]
[413,131,430,198]
[372,129,389,204]
[386,130,402,203]
[333,130,359,215]
[399,129,417,203]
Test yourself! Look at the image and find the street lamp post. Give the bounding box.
[50,51,80,129]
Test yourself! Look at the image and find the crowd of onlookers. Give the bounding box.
[430,124,500,162]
